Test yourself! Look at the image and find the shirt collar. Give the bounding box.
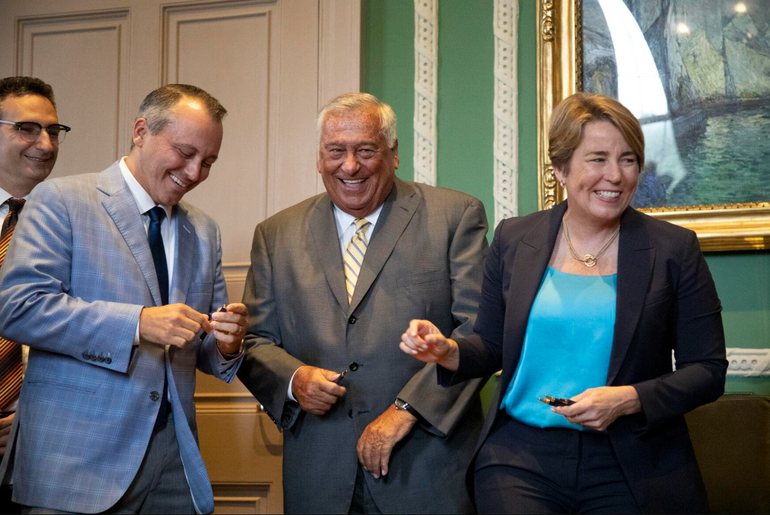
[332,202,383,236]
[119,157,173,219]
[0,185,29,205]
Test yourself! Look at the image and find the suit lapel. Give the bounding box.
[500,203,565,387]
[171,203,196,305]
[349,179,419,313]
[607,208,655,385]
[309,196,349,311]
[97,164,163,306]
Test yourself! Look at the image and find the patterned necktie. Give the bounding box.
[344,218,371,304]
[0,198,26,410]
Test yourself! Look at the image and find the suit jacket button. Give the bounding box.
[348,409,353,418]
[82,351,89,360]
[150,391,160,402]
[97,356,105,363]
[348,316,356,324]
[105,357,112,364]
[349,362,358,371]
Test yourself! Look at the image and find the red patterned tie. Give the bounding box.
[0,198,26,410]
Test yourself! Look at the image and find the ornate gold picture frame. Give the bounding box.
[536,0,770,251]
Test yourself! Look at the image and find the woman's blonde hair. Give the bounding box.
[548,92,645,173]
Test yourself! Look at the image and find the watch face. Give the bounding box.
[395,398,409,410]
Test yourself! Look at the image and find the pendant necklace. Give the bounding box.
[562,217,620,268]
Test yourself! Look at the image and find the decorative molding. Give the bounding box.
[726,348,770,377]
[194,392,264,414]
[493,0,519,227]
[413,0,438,186]
[223,262,250,284]
[212,482,270,514]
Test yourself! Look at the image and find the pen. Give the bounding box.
[333,369,347,384]
[537,395,575,407]
[200,305,228,341]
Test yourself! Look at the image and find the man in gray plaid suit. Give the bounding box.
[0,84,248,514]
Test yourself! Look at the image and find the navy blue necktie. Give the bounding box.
[147,206,169,429]
[147,207,169,306]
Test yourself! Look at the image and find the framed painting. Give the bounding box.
[536,0,770,251]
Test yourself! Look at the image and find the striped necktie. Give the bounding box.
[0,198,26,410]
[344,218,371,304]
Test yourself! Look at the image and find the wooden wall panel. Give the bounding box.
[163,2,274,266]
[16,11,131,179]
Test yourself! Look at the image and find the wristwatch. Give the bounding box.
[394,398,419,419]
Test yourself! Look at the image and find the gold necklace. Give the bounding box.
[562,218,620,268]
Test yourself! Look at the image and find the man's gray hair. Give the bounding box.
[317,92,397,150]
[131,84,226,149]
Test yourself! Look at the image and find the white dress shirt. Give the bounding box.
[119,158,176,345]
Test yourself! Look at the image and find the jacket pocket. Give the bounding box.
[397,269,446,288]
[25,380,97,394]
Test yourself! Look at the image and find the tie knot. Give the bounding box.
[354,218,370,233]
[6,198,25,215]
[147,206,165,223]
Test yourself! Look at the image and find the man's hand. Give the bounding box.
[291,366,346,416]
[139,304,211,348]
[400,319,460,371]
[356,404,417,479]
[0,413,14,457]
[552,386,642,432]
[210,303,248,355]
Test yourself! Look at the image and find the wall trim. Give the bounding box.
[413,0,438,186]
[195,392,263,414]
[223,261,250,284]
[726,347,770,377]
[493,0,519,227]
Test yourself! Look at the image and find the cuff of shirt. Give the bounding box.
[287,368,300,402]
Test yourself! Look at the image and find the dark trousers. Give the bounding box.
[349,464,382,514]
[24,413,194,514]
[0,485,21,514]
[474,415,640,514]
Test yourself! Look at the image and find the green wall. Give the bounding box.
[363,0,769,396]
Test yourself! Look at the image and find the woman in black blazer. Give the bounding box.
[400,93,726,513]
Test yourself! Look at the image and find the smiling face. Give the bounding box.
[317,107,398,217]
[0,94,59,197]
[555,120,640,228]
[126,97,222,206]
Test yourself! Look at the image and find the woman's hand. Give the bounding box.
[400,319,460,372]
[552,386,641,431]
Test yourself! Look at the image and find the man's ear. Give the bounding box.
[392,138,399,169]
[132,118,149,148]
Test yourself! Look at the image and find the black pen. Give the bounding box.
[333,369,347,384]
[200,305,227,341]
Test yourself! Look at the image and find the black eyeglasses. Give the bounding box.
[0,120,71,144]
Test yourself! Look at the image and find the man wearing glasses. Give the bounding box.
[0,76,68,512]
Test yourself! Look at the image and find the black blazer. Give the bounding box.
[442,201,727,513]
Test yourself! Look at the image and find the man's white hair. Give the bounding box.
[316,92,397,151]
